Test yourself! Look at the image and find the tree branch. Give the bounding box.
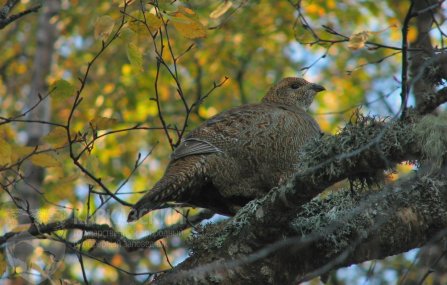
[0,210,214,251]
[417,86,447,114]
[152,107,447,284]
[155,172,447,284]
[0,2,41,29]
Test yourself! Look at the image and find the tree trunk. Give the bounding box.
[18,0,60,222]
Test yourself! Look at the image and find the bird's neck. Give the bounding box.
[261,93,288,104]
[262,101,308,113]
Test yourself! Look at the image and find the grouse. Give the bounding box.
[127,77,325,222]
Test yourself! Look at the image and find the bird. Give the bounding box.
[127,77,325,222]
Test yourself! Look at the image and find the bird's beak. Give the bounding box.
[311,83,326,92]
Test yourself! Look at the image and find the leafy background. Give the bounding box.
[0,0,444,283]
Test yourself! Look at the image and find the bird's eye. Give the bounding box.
[290,83,300,89]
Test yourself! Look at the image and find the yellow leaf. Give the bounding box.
[31,153,61,168]
[349,25,397,50]
[128,20,146,35]
[59,173,80,184]
[305,3,324,16]
[170,11,207,39]
[81,173,99,186]
[407,26,417,43]
[11,146,35,163]
[111,254,123,267]
[210,1,233,19]
[83,154,100,172]
[43,127,68,148]
[103,83,115,94]
[388,163,414,181]
[0,138,12,166]
[46,164,65,181]
[178,6,196,16]
[327,0,336,9]
[348,31,370,50]
[51,174,80,204]
[36,208,51,223]
[126,43,143,71]
[90,117,118,130]
[146,13,162,31]
[165,211,181,225]
[50,79,76,99]
[198,106,217,119]
[95,15,115,41]
[119,0,136,7]
[119,27,134,42]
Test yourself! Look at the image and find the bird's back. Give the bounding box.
[175,102,320,159]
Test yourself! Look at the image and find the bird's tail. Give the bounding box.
[126,196,164,222]
[127,156,207,222]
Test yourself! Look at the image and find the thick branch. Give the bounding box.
[409,0,437,106]
[157,173,447,284]
[417,86,447,114]
[153,109,447,284]
[288,173,447,283]
[0,210,214,251]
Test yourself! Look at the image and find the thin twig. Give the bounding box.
[400,0,415,118]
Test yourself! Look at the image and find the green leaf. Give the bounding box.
[90,117,118,130]
[30,153,61,168]
[51,173,80,204]
[95,15,115,41]
[119,27,134,41]
[348,31,371,50]
[170,8,207,39]
[43,127,68,148]
[126,43,143,71]
[11,146,35,163]
[50,79,76,99]
[146,13,162,32]
[84,154,100,171]
[0,138,12,166]
[210,1,233,19]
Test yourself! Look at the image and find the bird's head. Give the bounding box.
[262,77,325,110]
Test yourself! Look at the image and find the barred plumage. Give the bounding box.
[127,77,325,222]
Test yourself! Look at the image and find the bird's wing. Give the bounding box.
[171,138,223,161]
[170,105,258,161]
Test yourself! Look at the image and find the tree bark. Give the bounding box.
[152,104,447,284]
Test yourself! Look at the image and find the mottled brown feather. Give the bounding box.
[127,77,325,222]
